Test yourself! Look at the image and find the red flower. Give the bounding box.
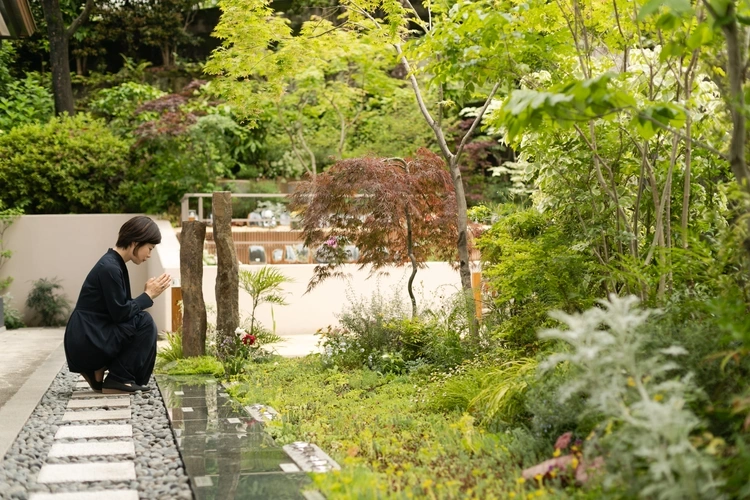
[242,334,256,346]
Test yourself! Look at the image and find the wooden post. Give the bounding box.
[471,271,482,321]
[171,287,182,332]
[180,220,207,357]
[213,191,239,351]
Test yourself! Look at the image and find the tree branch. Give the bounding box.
[455,81,501,161]
[66,0,96,38]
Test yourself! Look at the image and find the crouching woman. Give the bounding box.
[64,216,172,394]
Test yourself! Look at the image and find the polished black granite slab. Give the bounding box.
[156,375,316,500]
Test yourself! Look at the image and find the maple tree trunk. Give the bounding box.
[40,0,75,116]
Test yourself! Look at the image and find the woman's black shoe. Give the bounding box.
[81,371,103,393]
[102,378,151,394]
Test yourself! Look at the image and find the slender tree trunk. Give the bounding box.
[449,157,473,293]
[39,0,95,116]
[705,2,750,253]
[405,205,418,318]
[41,0,75,115]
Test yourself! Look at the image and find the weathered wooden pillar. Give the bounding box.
[180,221,207,357]
[213,191,239,354]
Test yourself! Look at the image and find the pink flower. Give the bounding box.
[325,237,338,248]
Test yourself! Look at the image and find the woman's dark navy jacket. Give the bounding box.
[64,249,153,373]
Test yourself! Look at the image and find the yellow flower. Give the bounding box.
[552,449,561,457]
[534,473,543,484]
[509,493,516,499]
[571,457,579,470]
[421,479,434,489]
[627,377,636,387]
[653,393,664,402]
[517,477,526,484]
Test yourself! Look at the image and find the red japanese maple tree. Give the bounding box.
[290,148,462,316]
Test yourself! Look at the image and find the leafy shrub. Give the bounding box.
[88,81,166,133]
[540,295,722,499]
[2,293,25,329]
[26,278,71,326]
[0,115,130,213]
[478,206,599,348]
[0,73,53,133]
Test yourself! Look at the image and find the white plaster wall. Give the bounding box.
[1,214,465,335]
[200,263,464,336]
[0,214,172,330]
[147,219,181,331]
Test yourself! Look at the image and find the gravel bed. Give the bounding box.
[0,367,193,500]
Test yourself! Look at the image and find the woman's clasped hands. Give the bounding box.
[145,273,172,299]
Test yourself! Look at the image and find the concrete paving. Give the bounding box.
[0,327,66,460]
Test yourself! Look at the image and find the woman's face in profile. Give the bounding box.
[131,243,156,265]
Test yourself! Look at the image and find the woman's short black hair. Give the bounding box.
[116,216,162,250]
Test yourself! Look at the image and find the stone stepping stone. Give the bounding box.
[37,462,136,483]
[62,409,131,422]
[71,391,129,399]
[67,398,130,409]
[48,441,135,457]
[30,490,138,500]
[55,424,133,439]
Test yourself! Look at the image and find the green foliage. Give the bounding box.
[0,73,54,133]
[156,355,224,376]
[25,278,71,327]
[0,114,130,213]
[478,207,599,348]
[0,206,22,293]
[470,358,537,427]
[238,266,293,337]
[540,295,722,499]
[0,42,14,91]
[2,293,25,329]
[226,357,548,498]
[157,330,184,366]
[88,81,166,130]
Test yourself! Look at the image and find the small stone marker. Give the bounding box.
[226,417,241,424]
[280,463,301,473]
[37,462,136,483]
[194,476,213,487]
[55,424,132,439]
[62,409,131,422]
[67,398,130,409]
[48,441,135,457]
[30,490,139,500]
[302,492,327,500]
[174,391,185,396]
[181,407,194,412]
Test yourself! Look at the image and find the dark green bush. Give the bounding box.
[26,277,71,326]
[0,114,130,213]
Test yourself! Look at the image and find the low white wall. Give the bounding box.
[148,220,181,332]
[1,215,465,335]
[200,263,463,336]
[0,214,172,330]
